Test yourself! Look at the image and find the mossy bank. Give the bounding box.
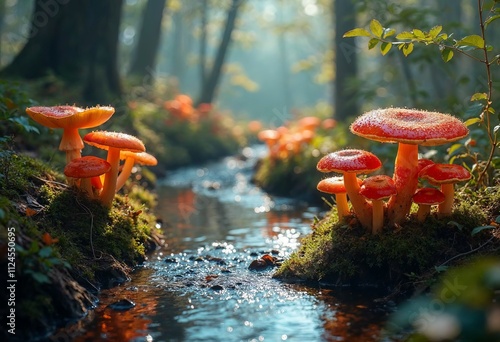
[0,152,161,341]
[274,185,500,294]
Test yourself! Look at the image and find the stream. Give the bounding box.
[69,146,394,342]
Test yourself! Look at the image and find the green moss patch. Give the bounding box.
[274,186,500,291]
[0,152,159,340]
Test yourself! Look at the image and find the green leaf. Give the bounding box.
[435,265,449,273]
[447,143,463,155]
[369,19,384,38]
[383,28,396,39]
[412,29,425,39]
[402,42,414,56]
[396,31,414,40]
[464,117,482,126]
[429,25,443,38]
[456,35,485,49]
[368,38,379,50]
[471,92,488,101]
[485,14,500,28]
[441,48,454,62]
[39,246,53,258]
[495,216,500,224]
[494,124,500,134]
[343,28,372,38]
[380,42,392,55]
[471,225,497,236]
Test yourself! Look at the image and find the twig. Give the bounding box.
[437,235,495,268]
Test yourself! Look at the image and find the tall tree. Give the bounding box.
[128,0,167,83]
[197,0,244,105]
[333,0,359,121]
[1,0,123,104]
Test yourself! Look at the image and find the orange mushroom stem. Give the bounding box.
[116,151,158,192]
[359,175,397,234]
[84,131,145,208]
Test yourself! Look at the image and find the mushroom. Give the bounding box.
[257,129,281,159]
[83,131,146,208]
[26,105,115,163]
[359,175,397,234]
[64,156,111,198]
[115,151,158,192]
[317,149,382,230]
[350,108,468,225]
[418,163,471,217]
[317,176,362,219]
[412,187,446,222]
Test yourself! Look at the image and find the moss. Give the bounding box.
[0,151,159,340]
[274,186,499,290]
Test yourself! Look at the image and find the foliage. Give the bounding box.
[344,0,500,186]
[129,95,243,173]
[386,257,500,341]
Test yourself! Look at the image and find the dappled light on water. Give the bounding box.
[67,146,390,341]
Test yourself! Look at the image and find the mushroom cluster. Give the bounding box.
[317,107,470,233]
[163,94,212,124]
[26,105,157,208]
[257,117,336,161]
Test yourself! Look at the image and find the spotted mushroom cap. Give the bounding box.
[412,187,446,206]
[83,131,145,153]
[350,108,469,146]
[418,163,471,184]
[120,151,158,166]
[64,156,111,178]
[317,149,382,174]
[359,175,397,201]
[26,105,115,129]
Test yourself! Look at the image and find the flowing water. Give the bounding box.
[70,146,394,342]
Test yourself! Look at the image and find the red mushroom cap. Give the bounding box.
[412,187,445,205]
[359,175,397,200]
[64,156,111,178]
[317,149,382,174]
[417,158,435,173]
[350,108,469,146]
[418,163,471,184]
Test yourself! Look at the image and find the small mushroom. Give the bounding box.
[350,108,468,225]
[83,131,145,207]
[359,175,397,234]
[115,151,158,192]
[317,176,361,219]
[64,156,111,198]
[418,163,471,217]
[257,129,281,160]
[317,149,382,230]
[412,187,446,222]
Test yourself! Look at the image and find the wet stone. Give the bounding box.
[210,285,224,291]
[164,257,178,263]
[107,299,136,311]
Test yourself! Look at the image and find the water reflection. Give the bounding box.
[67,147,389,341]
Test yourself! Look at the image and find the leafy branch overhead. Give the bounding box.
[342,0,500,187]
[343,19,498,63]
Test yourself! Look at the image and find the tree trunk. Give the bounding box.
[1,0,124,104]
[128,0,167,83]
[333,0,359,121]
[197,0,244,105]
[199,0,208,85]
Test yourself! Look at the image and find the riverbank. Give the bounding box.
[0,152,161,341]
